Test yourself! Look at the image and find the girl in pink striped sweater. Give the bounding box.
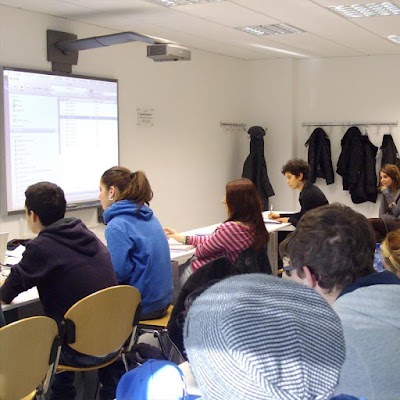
[165,178,269,281]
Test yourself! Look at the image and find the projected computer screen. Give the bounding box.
[1,67,119,214]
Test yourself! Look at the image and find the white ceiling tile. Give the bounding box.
[0,0,91,15]
[174,2,278,27]
[353,15,400,35]
[1,0,400,59]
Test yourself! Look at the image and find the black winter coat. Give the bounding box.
[242,127,275,211]
[305,127,334,185]
[336,126,378,204]
[381,134,400,169]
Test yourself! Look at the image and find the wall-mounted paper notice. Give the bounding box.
[137,108,155,126]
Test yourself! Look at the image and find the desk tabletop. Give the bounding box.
[2,216,293,312]
[168,217,293,264]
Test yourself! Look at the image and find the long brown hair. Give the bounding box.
[225,178,268,251]
[101,166,153,208]
[380,164,400,191]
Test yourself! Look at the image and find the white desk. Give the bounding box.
[2,216,293,312]
[262,211,294,275]
[169,217,292,281]
[1,254,41,312]
[1,287,39,312]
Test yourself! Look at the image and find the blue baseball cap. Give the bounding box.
[116,359,200,400]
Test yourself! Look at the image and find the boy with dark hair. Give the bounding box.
[269,158,328,226]
[283,203,400,399]
[25,181,66,227]
[0,181,118,400]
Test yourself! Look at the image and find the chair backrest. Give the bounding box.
[0,316,59,400]
[63,285,141,357]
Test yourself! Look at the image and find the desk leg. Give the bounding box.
[171,261,180,304]
[267,231,279,276]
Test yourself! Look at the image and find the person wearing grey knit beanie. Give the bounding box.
[183,274,347,400]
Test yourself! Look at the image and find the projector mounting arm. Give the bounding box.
[47,29,158,73]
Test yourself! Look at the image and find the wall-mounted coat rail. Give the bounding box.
[220,122,246,129]
[302,121,398,127]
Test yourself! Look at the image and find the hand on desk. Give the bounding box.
[163,227,185,244]
[268,213,290,224]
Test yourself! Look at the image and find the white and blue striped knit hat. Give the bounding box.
[184,274,345,400]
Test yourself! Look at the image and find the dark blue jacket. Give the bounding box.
[0,218,118,324]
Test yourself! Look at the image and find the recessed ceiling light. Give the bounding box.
[145,0,225,7]
[251,44,309,57]
[329,2,400,18]
[386,35,400,43]
[236,23,306,36]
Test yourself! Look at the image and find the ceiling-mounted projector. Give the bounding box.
[147,44,191,62]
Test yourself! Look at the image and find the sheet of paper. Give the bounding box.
[263,218,282,224]
[168,238,195,251]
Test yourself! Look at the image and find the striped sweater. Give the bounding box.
[188,221,254,270]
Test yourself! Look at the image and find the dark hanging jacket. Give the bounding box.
[336,126,378,204]
[381,134,400,169]
[305,127,334,185]
[242,126,275,211]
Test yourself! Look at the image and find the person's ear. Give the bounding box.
[298,172,304,182]
[302,266,318,289]
[28,210,37,222]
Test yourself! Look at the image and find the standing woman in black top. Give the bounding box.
[269,159,329,227]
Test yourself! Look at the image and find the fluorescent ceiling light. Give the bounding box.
[328,2,400,18]
[250,44,309,57]
[236,23,306,36]
[386,35,400,43]
[145,0,225,7]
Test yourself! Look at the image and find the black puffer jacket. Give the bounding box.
[305,127,334,185]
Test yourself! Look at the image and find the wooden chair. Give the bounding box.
[0,316,59,400]
[136,305,174,358]
[57,285,141,374]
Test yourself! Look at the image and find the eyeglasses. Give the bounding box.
[281,263,319,280]
[282,265,297,277]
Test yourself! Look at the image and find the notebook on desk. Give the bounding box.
[168,238,195,251]
[0,232,9,265]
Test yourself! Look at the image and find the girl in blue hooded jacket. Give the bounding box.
[99,166,173,319]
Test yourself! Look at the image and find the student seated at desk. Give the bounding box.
[381,229,400,278]
[369,164,400,242]
[183,274,365,400]
[269,158,328,226]
[283,203,400,399]
[164,178,269,283]
[99,166,173,320]
[0,182,118,400]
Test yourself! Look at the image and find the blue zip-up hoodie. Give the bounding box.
[103,200,173,314]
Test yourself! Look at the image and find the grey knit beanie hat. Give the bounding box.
[184,274,345,400]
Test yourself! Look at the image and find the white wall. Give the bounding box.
[295,56,400,217]
[0,6,248,240]
[243,58,297,212]
[1,6,399,241]
[243,56,400,218]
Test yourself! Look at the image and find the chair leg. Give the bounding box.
[157,331,169,358]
